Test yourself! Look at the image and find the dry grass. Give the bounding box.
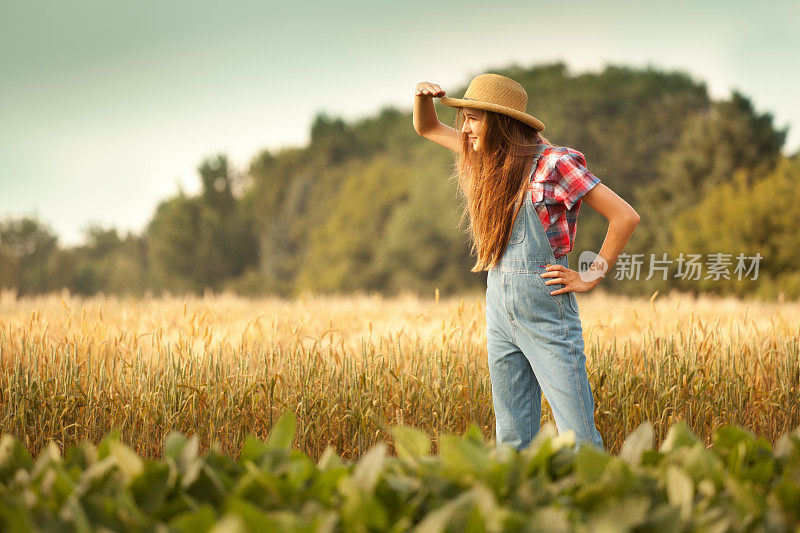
[1,286,798,462]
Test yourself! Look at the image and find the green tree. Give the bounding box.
[146,154,258,295]
[240,147,312,296]
[0,216,59,295]
[633,91,787,258]
[373,142,476,295]
[67,225,148,296]
[309,112,356,166]
[70,225,122,295]
[295,155,413,294]
[670,156,800,299]
[146,192,202,294]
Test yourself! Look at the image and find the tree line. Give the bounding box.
[1,62,796,299]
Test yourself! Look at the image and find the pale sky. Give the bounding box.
[1,0,798,247]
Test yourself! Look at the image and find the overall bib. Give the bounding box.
[485,147,604,452]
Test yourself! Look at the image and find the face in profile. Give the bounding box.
[461,107,485,151]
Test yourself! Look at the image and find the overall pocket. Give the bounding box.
[567,290,579,314]
[535,270,572,313]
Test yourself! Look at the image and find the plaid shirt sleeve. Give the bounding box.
[551,150,601,210]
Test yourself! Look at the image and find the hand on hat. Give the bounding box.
[415,82,445,98]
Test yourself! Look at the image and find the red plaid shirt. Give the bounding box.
[527,146,600,258]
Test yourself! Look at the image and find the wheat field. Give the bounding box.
[1,286,798,463]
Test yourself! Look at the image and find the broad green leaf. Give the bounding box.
[620,421,654,467]
[164,432,203,488]
[50,466,77,504]
[549,447,577,480]
[97,428,122,459]
[600,457,637,493]
[712,425,754,469]
[469,482,510,532]
[712,425,755,455]
[30,441,62,480]
[665,465,694,520]
[520,436,558,478]
[551,429,577,451]
[204,448,240,492]
[575,443,611,484]
[239,436,269,464]
[350,442,387,493]
[231,463,283,505]
[439,433,491,482]
[284,450,316,493]
[64,441,97,472]
[309,464,349,504]
[130,461,170,514]
[683,444,724,487]
[266,410,297,450]
[586,494,652,531]
[340,491,389,531]
[185,464,228,504]
[383,472,422,497]
[223,496,289,530]
[724,476,767,518]
[168,503,217,533]
[108,440,143,479]
[712,426,776,483]
[164,432,189,463]
[773,427,800,463]
[640,449,665,468]
[391,424,431,460]
[317,445,345,472]
[413,490,472,533]
[660,421,700,452]
[0,434,33,481]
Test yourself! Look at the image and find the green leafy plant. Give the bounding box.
[2,411,800,532]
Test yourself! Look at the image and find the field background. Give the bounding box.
[2,286,798,463]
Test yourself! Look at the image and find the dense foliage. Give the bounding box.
[2,411,800,531]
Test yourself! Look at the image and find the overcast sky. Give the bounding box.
[1,0,798,247]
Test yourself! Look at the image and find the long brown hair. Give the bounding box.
[451,107,552,272]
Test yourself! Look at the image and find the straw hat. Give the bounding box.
[440,73,545,132]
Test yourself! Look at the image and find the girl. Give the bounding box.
[413,73,640,451]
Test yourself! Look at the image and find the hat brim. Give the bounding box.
[439,96,545,132]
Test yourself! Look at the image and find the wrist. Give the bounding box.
[578,253,609,287]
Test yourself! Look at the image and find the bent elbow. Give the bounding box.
[611,209,640,227]
[625,207,640,226]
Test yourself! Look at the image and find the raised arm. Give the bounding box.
[413,82,461,152]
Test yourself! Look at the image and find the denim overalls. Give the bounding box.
[485,147,604,452]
